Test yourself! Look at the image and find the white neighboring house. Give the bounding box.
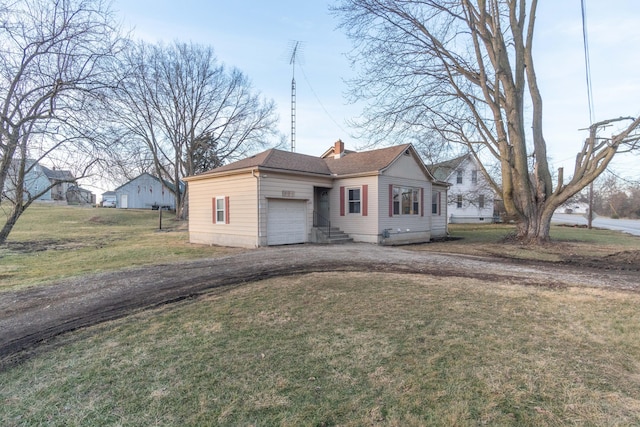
[556,202,589,215]
[429,154,495,223]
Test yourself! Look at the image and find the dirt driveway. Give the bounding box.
[1,244,639,369]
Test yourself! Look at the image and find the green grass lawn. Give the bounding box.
[2,272,639,426]
[2,205,640,425]
[0,204,243,290]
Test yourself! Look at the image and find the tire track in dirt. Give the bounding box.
[1,244,638,370]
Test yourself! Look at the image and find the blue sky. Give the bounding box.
[113,0,640,179]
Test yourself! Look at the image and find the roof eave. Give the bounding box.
[184,165,332,181]
[332,171,381,179]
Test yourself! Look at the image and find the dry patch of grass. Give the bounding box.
[1,272,639,426]
[0,204,243,290]
[413,223,640,265]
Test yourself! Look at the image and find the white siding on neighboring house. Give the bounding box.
[447,157,494,223]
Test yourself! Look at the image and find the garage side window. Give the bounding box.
[212,196,230,224]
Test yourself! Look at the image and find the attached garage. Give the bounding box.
[267,199,307,245]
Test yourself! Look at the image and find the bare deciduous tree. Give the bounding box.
[109,41,280,218]
[333,0,640,243]
[591,172,640,219]
[0,0,122,244]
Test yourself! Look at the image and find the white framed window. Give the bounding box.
[456,170,463,184]
[471,170,478,184]
[393,186,420,215]
[432,191,440,215]
[479,194,485,209]
[213,196,228,224]
[456,194,463,209]
[348,188,361,214]
[216,198,225,223]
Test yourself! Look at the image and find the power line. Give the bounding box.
[298,62,349,136]
[581,0,596,228]
[581,0,595,125]
[605,169,640,186]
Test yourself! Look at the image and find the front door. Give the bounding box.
[315,187,330,226]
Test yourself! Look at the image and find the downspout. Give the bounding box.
[252,169,260,247]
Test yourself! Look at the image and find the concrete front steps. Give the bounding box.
[311,227,353,244]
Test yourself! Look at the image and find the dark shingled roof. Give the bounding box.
[192,144,418,178]
[196,149,331,177]
[428,154,469,181]
[324,144,412,175]
[40,165,75,181]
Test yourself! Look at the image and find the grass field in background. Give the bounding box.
[0,204,242,290]
[2,204,639,290]
[2,272,639,426]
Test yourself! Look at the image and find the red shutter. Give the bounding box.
[362,185,368,216]
[340,186,345,216]
[212,197,216,223]
[420,188,424,217]
[225,196,230,224]
[388,184,393,217]
[438,192,442,215]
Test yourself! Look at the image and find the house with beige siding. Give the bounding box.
[184,141,449,248]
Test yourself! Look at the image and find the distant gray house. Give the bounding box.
[114,173,182,210]
[2,159,76,202]
[67,185,96,205]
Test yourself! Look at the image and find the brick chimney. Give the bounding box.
[334,139,344,159]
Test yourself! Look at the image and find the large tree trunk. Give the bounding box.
[515,206,553,244]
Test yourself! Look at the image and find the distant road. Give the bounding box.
[552,213,640,237]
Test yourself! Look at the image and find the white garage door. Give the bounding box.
[267,199,307,245]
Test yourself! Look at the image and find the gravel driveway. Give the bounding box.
[2,243,639,369]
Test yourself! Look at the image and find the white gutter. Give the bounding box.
[252,169,261,247]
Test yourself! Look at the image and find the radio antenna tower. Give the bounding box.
[288,41,303,152]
